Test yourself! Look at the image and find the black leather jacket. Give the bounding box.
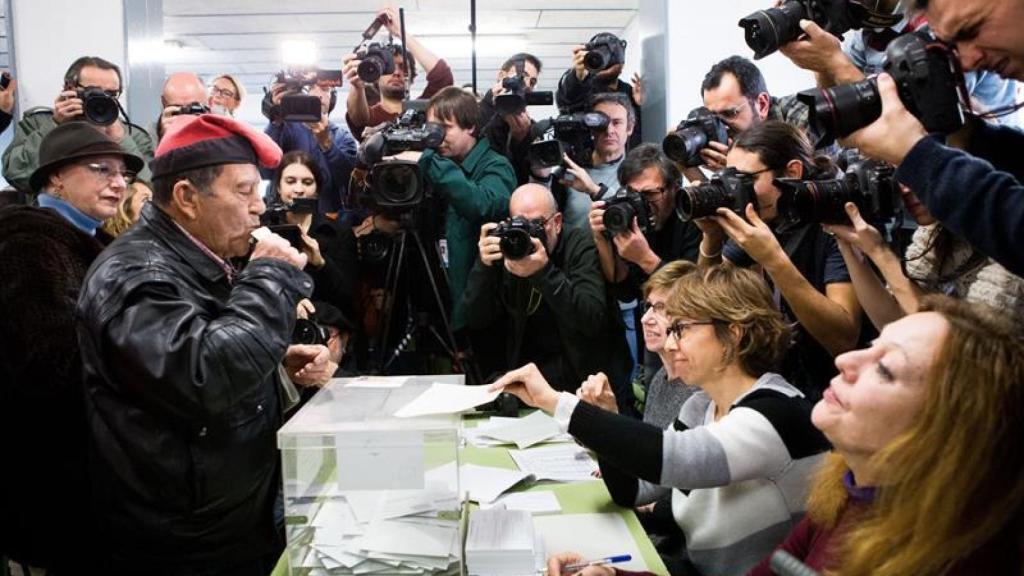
[76,203,312,572]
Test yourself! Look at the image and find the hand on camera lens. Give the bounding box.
[342,54,365,90]
[699,141,729,172]
[53,90,83,124]
[478,222,503,266]
[716,204,785,268]
[611,217,655,267]
[778,20,854,80]
[589,201,608,237]
[571,45,589,81]
[576,372,618,413]
[251,232,308,269]
[504,238,548,278]
[841,73,928,166]
[823,202,886,258]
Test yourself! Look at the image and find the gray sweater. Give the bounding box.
[641,366,697,430]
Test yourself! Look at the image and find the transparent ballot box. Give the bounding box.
[277,375,465,575]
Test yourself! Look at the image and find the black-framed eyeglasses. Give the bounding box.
[532,213,557,227]
[641,300,667,316]
[84,162,136,184]
[210,85,238,100]
[666,319,717,340]
[632,186,667,203]
[732,166,774,179]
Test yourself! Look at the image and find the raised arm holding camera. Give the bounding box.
[463,184,630,396]
[479,53,551,185]
[557,32,642,150]
[3,56,154,193]
[343,7,454,142]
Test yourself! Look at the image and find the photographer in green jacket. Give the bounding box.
[2,56,153,194]
[419,86,516,330]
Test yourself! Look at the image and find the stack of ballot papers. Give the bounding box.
[463,411,573,449]
[295,483,462,574]
[465,508,541,576]
[509,444,600,482]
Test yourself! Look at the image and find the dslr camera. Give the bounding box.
[602,187,655,236]
[171,102,210,116]
[489,216,547,260]
[358,102,444,209]
[270,68,344,123]
[260,196,319,251]
[583,32,627,72]
[353,13,400,84]
[293,314,330,346]
[739,0,901,60]
[663,107,729,168]
[676,167,758,222]
[797,31,964,144]
[776,154,897,225]
[494,59,553,116]
[69,86,121,126]
[529,111,611,170]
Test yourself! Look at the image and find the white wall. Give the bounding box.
[10,0,125,113]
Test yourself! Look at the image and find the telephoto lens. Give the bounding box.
[676,168,757,221]
[602,202,636,235]
[601,187,652,236]
[584,46,612,71]
[357,44,395,84]
[775,158,897,224]
[662,107,729,167]
[80,88,120,126]
[738,0,809,59]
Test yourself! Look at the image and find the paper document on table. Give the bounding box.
[509,444,599,482]
[480,491,562,515]
[394,382,499,418]
[475,410,563,449]
[533,513,648,572]
[425,462,534,503]
[463,415,573,448]
[344,376,408,388]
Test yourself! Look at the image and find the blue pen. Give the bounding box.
[562,554,632,573]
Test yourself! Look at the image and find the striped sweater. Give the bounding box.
[556,373,830,576]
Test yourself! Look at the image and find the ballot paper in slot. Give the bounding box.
[465,508,541,576]
[463,411,573,449]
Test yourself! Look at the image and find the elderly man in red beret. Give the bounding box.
[76,114,335,575]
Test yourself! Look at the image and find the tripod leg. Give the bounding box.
[374,232,407,373]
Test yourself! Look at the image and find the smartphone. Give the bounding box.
[0,73,10,90]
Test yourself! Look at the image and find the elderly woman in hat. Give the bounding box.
[0,122,143,573]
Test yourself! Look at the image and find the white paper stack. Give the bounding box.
[509,444,600,482]
[465,508,539,576]
[463,412,574,449]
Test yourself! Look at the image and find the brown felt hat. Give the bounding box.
[30,122,145,192]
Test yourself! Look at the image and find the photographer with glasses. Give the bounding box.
[3,56,154,195]
[479,52,545,186]
[463,184,629,396]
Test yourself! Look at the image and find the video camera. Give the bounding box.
[676,167,758,222]
[270,68,344,123]
[494,59,553,116]
[739,0,902,60]
[797,31,964,145]
[259,196,319,250]
[358,102,444,209]
[663,107,729,168]
[776,154,897,225]
[603,187,655,236]
[529,111,610,171]
[489,216,547,260]
[583,33,627,72]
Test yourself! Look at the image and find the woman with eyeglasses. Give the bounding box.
[821,187,1024,330]
[490,264,830,576]
[0,123,143,572]
[696,120,863,402]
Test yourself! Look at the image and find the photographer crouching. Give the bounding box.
[463,184,631,403]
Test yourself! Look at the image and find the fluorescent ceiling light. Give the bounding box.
[281,39,318,66]
[129,39,188,65]
[418,35,526,58]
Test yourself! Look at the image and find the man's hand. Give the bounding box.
[300,231,326,268]
[715,204,785,268]
[377,6,402,36]
[841,73,928,166]
[699,140,729,172]
[342,54,365,91]
[251,231,309,269]
[478,222,503,266]
[632,72,644,106]
[612,217,659,272]
[560,154,600,198]
[822,202,887,259]
[269,82,292,106]
[576,372,618,413]
[487,363,560,414]
[53,90,83,124]
[779,20,860,82]
[0,75,16,115]
[571,45,590,82]
[505,110,532,143]
[504,238,549,278]
[306,114,333,151]
[283,344,337,388]
[159,105,183,136]
[296,298,315,320]
[589,200,609,238]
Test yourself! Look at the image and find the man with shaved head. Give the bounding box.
[157,72,208,139]
[463,183,631,397]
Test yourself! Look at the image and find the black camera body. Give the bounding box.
[489,216,547,260]
[676,168,758,222]
[172,102,210,117]
[357,42,396,84]
[529,111,610,169]
[663,107,730,168]
[293,316,330,346]
[358,105,444,209]
[797,31,964,145]
[739,0,900,60]
[603,187,655,237]
[584,33,627,71]
[272,68,343,123]
[76,87,120,126]
[494,74,554,116]
[776,156,897,224]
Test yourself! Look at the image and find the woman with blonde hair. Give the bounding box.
[492,264,830,576]
[102,179,152,237]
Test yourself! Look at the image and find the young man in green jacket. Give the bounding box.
[420,86,516,330]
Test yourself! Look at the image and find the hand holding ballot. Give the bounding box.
[487,363,561,414]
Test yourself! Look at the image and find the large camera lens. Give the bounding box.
[81,88,119,126]
[663,127,709,167]
[357,46,394,84]
[738,0,808,59]
[798,79,880,145]
[529,140,565,169]
[498,228,536,260]
[781,180,855,224]
[371,161,421,208]
[293,318,328,346]
[583,46,612,71]
[678,180,737,221]
[602,203,636,235]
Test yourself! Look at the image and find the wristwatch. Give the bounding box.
[591,183,608,201]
